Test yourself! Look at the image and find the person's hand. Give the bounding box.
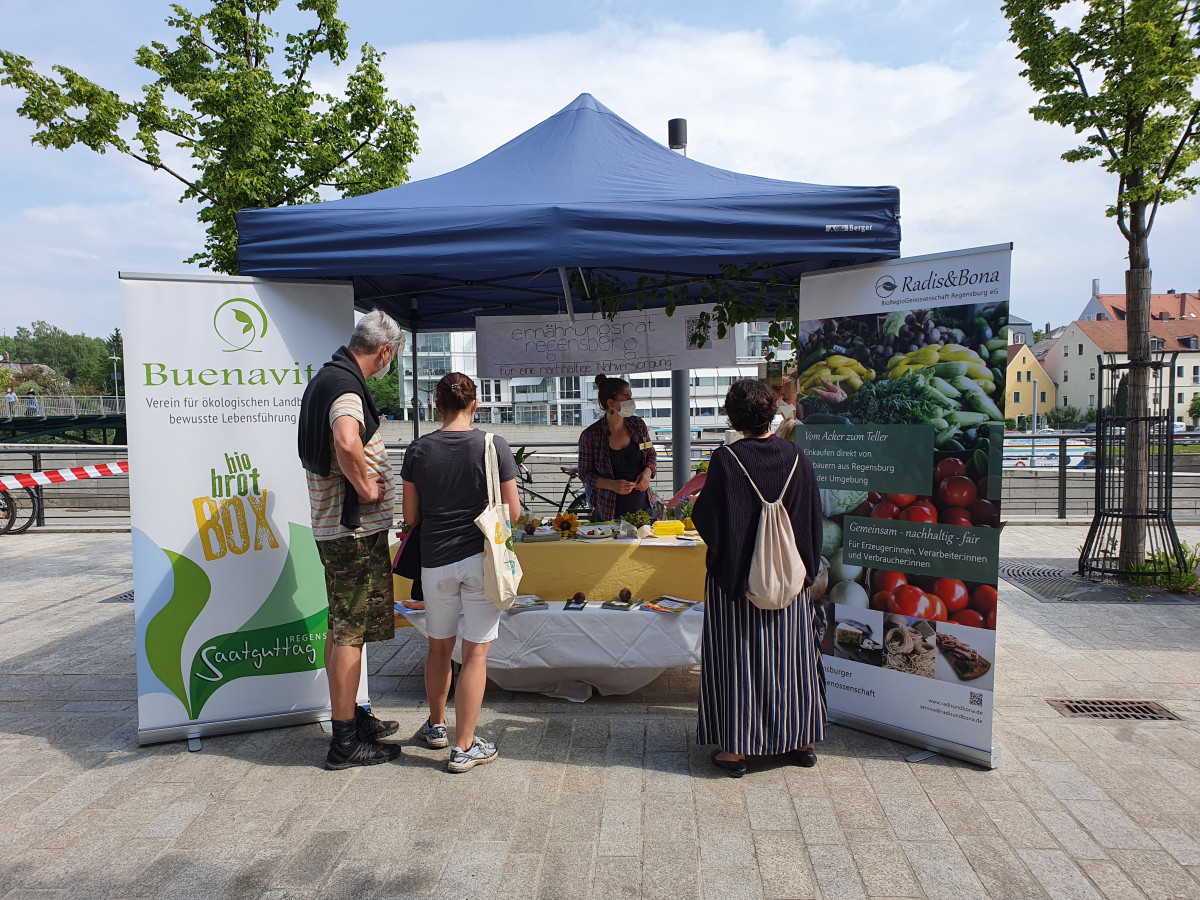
[808,378,847,406]
[361,476,387,504]
[615,480,636,495]
[634,469,651,492]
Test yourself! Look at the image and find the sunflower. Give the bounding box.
[552,512,579,538]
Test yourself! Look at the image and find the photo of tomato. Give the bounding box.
[951,609,986,628]
[939,507,973,527]
[936,475,977,509]
[872,570,907,594]
[886,493,917,508]
[898,504,937,523]
[887,585,937,618]
[870,501,900,520]
[969,498,1001,527]
[931,578,970,613]
[934,458,967,481]
[969,584,998,618]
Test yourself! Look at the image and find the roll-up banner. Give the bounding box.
[794,244,1011,768]
[121,273,362,746]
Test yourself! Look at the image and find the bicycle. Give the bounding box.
[512,448,592,520]
[0,486,38,535]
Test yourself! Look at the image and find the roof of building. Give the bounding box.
[1094,292,1200,322]
[1075,318,1200,352]
[1009,313,1032,326]
[1007,345,1023,367]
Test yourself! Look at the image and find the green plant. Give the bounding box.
[622,509,651,528]
[676,499,695,520]
[691,459,709,474]
[1124,542,1200,593]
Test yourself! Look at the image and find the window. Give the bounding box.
[1179,393,1185,404]
[651,408,670,419]
[1078,344,1083,355]
[1063,396,1069,407]
[1089,395,1095,407]
[559,376,580,400]
[560,404,582,426]
[1041,391,1047,403]
[1063,370,1069,382]
[1014,391,1021,403]
[1017,371,1022,382]
[636,407,650,419]
[1187,336,1199,350]
[652,377,671,389]
[1089,367,1096,381]
[1178,366,1186,378]
[1064,345,1069,356]
[480,379,501,403]
[630,377,650,389]
[1014,333,1025,344]
[499,406,514,424]
[1193,366,1199,384]
[1151,338,1166,351]
[692,375,716,388]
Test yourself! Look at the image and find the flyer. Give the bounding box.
[795,244,1010,767]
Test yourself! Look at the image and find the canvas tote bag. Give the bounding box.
[474,431,523,609]
[724,446,807,610]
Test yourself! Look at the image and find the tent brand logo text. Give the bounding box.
[825,224,874,233]
[901,269,1002,292]
[213,298,269,352]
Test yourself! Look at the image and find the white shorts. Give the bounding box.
[421,553,501,644]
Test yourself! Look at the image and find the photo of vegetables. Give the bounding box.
[799,302,1007,635]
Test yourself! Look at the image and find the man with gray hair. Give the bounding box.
[298,309,405,769]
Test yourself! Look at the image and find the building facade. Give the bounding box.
[1006,344,1056,425]
[395,322,770,430]
[1044,320,1200,424]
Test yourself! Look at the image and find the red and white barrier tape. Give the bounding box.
[0,461,129,492]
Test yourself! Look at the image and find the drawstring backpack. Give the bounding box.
[723,447,807,610]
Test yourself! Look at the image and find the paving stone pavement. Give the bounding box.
[2,527,1199,900]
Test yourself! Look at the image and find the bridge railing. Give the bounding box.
[2,395,125,420]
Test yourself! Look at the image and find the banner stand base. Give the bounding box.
[138,707,332,747]
[829,711,1000,769]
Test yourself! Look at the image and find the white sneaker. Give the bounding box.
[418,719,449,749]
[447,737,498,773]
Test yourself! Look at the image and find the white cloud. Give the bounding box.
[2,18,1197,338]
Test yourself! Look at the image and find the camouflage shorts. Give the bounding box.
[316,529,396,646]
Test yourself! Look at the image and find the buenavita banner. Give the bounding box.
[475,302,737,378]
[121,273,358,745]
[793,244,1011,768]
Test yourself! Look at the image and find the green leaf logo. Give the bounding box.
[213,298,269,352]
[875,276,898,298]
[145,550,212,718]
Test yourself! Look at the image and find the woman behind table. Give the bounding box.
[691,378,826,777]
[400,373,521,773]
[577,375,656,522]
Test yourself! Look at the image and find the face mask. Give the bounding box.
[371,348,392,380]
[778,401,796,418]
[616,399,636,418]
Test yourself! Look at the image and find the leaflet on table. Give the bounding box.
[793,244,1009,767]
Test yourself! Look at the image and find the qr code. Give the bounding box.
[686,316,705,346]
[969,691,983,708]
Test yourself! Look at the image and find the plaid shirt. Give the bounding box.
[577,415,657,521]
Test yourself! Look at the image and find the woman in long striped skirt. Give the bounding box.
[692,379,826,776]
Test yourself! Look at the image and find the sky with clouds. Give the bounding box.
[2,0,1199,340]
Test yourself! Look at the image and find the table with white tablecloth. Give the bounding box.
[397,599,704,702]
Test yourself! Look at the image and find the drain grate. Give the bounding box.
[101,590,135,603]
[1047,699,1180,721]
[999,563,1071,581]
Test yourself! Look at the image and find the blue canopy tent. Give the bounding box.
[236,93,901,475]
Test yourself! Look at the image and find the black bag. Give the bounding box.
[392,522,424,602]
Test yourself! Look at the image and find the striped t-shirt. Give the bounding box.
[305,393,395,541]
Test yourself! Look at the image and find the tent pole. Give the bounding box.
[411,299,420,440]
[671,370,691,495]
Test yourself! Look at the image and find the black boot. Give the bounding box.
[325,717,401,770]
[355,704,399,742]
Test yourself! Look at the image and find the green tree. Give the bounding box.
[1004,0,1200,567]
[1114,373,1130,417]
[366,358,402,418]
[1,0,418,274]
[1032,328,1046,343]
[1189,391,1200,422]
[1046,403,1085,428]
[9,321,110,388]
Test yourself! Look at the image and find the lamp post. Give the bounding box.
[1031,377,1038,465]
[109,356,122,397]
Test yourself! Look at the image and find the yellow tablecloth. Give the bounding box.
[393,538,707,605]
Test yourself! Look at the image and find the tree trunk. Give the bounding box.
[1120,216,1152,571]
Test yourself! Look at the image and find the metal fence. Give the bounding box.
[5,434,1200,531]
[2,395,126,420]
